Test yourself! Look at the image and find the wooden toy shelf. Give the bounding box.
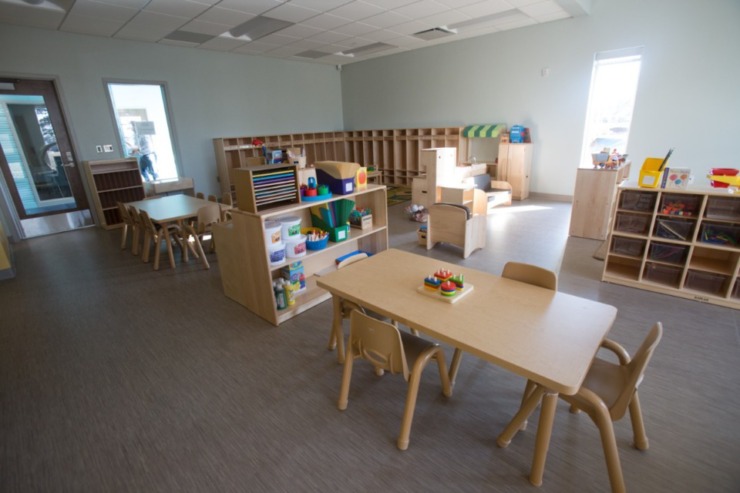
[83,158,145,229]
[212,184,389,325]
[602,183,740,308]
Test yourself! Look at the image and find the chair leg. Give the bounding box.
[120,223,128,250]
[131,225,140,256]
[590,405,627,493]
[163,228,177,269]
[141,231,152,263]
[519,379,537,430]
[434,350,453,398]
[153,234,162,270]
[192,234,210,269]
[397,347,444,451]
[628,391,649,450]
[497,384,546,448]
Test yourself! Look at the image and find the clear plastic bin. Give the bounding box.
[649,242,688,265]
[643,263,682,287]
[705,197,740,220]
[700,222,740,246]
[659,194,701,217]
[685,270,728,296]
[611,236,646,257]
[619,190,656,212]
[615,213,651,235]
[654,218,695,241]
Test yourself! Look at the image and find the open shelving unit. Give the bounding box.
[212,183,389,326]
[213,127,468,197]
[602,183,740,308]
[83,158,145,229]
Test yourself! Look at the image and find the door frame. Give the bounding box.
[0,74,88,239]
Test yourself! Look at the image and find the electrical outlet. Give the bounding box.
[103,145,114,152]
[96,145,103,153]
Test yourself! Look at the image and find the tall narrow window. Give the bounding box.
[581,47,643,166]
[106,82,179,181]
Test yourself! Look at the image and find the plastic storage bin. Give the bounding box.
[685,270,728,296]
[615,212,651,235]
[659,194,701,217]
[705,197,740,221]
[649,242,688,265]
[611,236,646,257]
[643,263,682,287]
[619,190,656,212]
[654,218,695,241]
[700,222,740,246]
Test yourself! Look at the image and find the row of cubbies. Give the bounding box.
[213,127,468,198]
[603,186,740,307]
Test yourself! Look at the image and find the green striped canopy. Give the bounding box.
[462,124,506,138]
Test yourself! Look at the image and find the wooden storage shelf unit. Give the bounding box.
[602,183,740,308]
[213,127,468,196]
[83,158,144,229]
[212,184,389,326]
[570,162,631,240]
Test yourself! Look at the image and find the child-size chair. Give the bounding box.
[426,188,487,258]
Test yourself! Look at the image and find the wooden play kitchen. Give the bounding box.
[602,182,740,308]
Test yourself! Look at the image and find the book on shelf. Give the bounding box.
[662,168,691,190]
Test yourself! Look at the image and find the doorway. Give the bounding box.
[0,78,92,238]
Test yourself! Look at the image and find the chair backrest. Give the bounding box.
[207,194,217,203]
[337,252,368,270]
[127,205,141,227]
[349,310,409,379]
[195,204,221,233]
[502,261,558,290]
[222,193,233,206]
[118,201,133,225]
[138,209,157,234]
[610,322,663,420]
[195,192,205,200]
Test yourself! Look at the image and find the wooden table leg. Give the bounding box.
[529,391,559,487]
[328,295,345,364]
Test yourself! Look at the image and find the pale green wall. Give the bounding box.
[0,24,343,197]
[340,0,740,196]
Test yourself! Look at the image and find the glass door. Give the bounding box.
[0,78,91,237]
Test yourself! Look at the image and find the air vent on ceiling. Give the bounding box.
[295,50,331,59]
[338,42,396,57]
[413,26,457,41]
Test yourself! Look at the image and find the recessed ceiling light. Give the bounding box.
[413,26,457,41]
[164,31,214,44]
[339,42,396,57]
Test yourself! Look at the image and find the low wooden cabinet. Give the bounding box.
[83,158,144,229]
[212,184,389,325]
[570,162,631,240]
[602,183,740,309]
[498,142,532,200]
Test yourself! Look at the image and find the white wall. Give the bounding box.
[340,0,740,197]
[0,24,343,199]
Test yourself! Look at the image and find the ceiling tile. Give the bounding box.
[459,0,514,17]
[329,1,384,21]
[144,0,212,18]
[0,4,66,29]
[195,7,254,26]
[360,11,410,29]
[215,0,286,15]
[364,0,418,8]
[60,13,124,36]
[199,36,248,51]
[278,23,324,38]
[69,0,139,22]
[394,0,449,19]
[178,19,231,36]
[306,30,351,44]
[289,0,354,12]
[266,2,321,23]
[332,21,376,36]
[301,12,352,30]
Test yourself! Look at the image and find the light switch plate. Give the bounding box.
[103,145,114,152]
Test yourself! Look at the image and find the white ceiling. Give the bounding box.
[0,0,589,65]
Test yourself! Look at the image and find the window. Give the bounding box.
[106,82,179,181]
[581,47,643,166]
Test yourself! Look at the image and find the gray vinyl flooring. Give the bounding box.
[1,198,739,492]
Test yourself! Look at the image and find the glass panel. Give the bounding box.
[107,83,179,181]
[0,94,76,215]
[581,48,643,166]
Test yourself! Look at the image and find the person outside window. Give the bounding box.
[128,122,158,182]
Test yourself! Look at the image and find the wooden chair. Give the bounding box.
[338,310,453,451]
[426,188,487,258]
[117,201,134,250]
[498,323,663,493]
[328,253,369,363]
[181,204,221,268]
[195,192,205,200]
[126,205,143,256]
[207,194,217,203]
[138,210,185,270]
[449,261,558,385]
[220,193,233,221]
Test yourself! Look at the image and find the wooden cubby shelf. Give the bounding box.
[602,183,740,308]
[212,183,389,326]
[83,158,145,229]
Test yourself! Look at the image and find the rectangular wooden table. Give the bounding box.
[316,249,617,487]
[127,195,228,269]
